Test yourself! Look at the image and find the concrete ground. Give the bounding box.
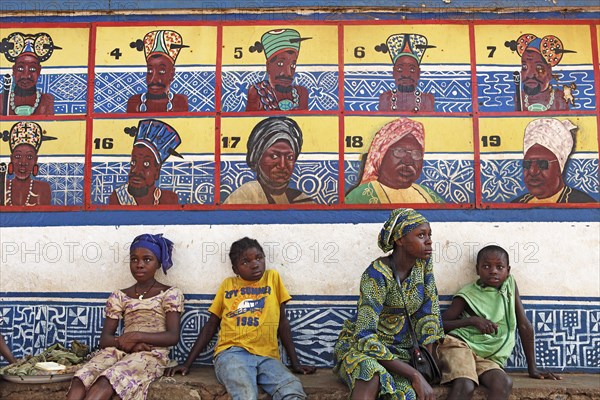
[1,367,599,399]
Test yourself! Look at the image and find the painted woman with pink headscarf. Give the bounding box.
[345,118,444,204]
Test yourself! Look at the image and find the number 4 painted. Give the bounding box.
[110,48,122,60]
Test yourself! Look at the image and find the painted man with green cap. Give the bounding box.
[246,29,310,111]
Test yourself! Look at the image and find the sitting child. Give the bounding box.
[166,237,315,400]
[438,245,560,400]
[67,233,184,400]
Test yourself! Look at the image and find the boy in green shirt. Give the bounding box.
[438,245,559,399]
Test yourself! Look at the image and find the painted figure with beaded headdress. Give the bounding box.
[126,30,189,113]
[0,32,60,116]
[376,34,436,113]
[109,119,182,206]
[512,118,595,203]
[246,29,311,111]
[3,121,56,206]
[506,34,575,112]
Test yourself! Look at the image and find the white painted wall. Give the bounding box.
[1,222,598,298]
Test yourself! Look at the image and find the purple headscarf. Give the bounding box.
[130,233,174,274]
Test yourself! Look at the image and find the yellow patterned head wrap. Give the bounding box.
[9,121,43,152]
[378,208,428,252]
[3,32,58,63]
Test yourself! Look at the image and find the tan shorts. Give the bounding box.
[436,335,502,385]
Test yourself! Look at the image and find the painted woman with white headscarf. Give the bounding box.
[512,118,595,203]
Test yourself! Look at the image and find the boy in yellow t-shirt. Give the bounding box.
[166,237,315,399]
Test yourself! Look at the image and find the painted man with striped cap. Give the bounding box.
[127,30,189,113]
[246,29,310,111]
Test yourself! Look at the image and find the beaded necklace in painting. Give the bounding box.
[153,188,162,205]
[390,88,421,112]
[6,179,35,206]
[138,91,174,112]
[524,88,555,112]
[256,81,299,111]
[10,90,41,116]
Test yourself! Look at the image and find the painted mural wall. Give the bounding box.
[0,10,598,374]
[1,21,598,208]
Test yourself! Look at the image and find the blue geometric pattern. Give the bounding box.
[221,70,339,112]
[40,162,85,206]
[477,68,596,112]
[481,158,599,202]
[91,160,215,204]
[1,299,597,372]
[220,159,339,204]
[94,70,216,113]
[0,73,88,114]
[344,68,472,112]
[344,159,474,203]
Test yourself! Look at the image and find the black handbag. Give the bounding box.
[390,257,441,385]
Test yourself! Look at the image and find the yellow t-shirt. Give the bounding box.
[209,269,291,359]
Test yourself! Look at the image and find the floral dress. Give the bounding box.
[333,258,443,399]
[75,286,184,400]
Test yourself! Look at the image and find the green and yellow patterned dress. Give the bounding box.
[333,257,444,399]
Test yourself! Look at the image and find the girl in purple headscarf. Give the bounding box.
[67,233,184,400]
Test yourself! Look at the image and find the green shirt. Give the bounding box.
[449,275,517,367]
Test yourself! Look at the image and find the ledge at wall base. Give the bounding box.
[1,368,598,399]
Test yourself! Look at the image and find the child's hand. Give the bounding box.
[290,364,317,375]
[529,369,561,380]
[470,316,498,334]
[131,343,153,352]
[118,332,140,352]
[411,373,435,400]
[164,364,190,377]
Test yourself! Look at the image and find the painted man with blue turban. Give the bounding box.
[246,29,311,111]
[109,119,182,206]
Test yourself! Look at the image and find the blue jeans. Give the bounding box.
[214,346,306,400]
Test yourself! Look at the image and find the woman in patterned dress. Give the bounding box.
[67,234,184,400]
[333,208,444,400]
